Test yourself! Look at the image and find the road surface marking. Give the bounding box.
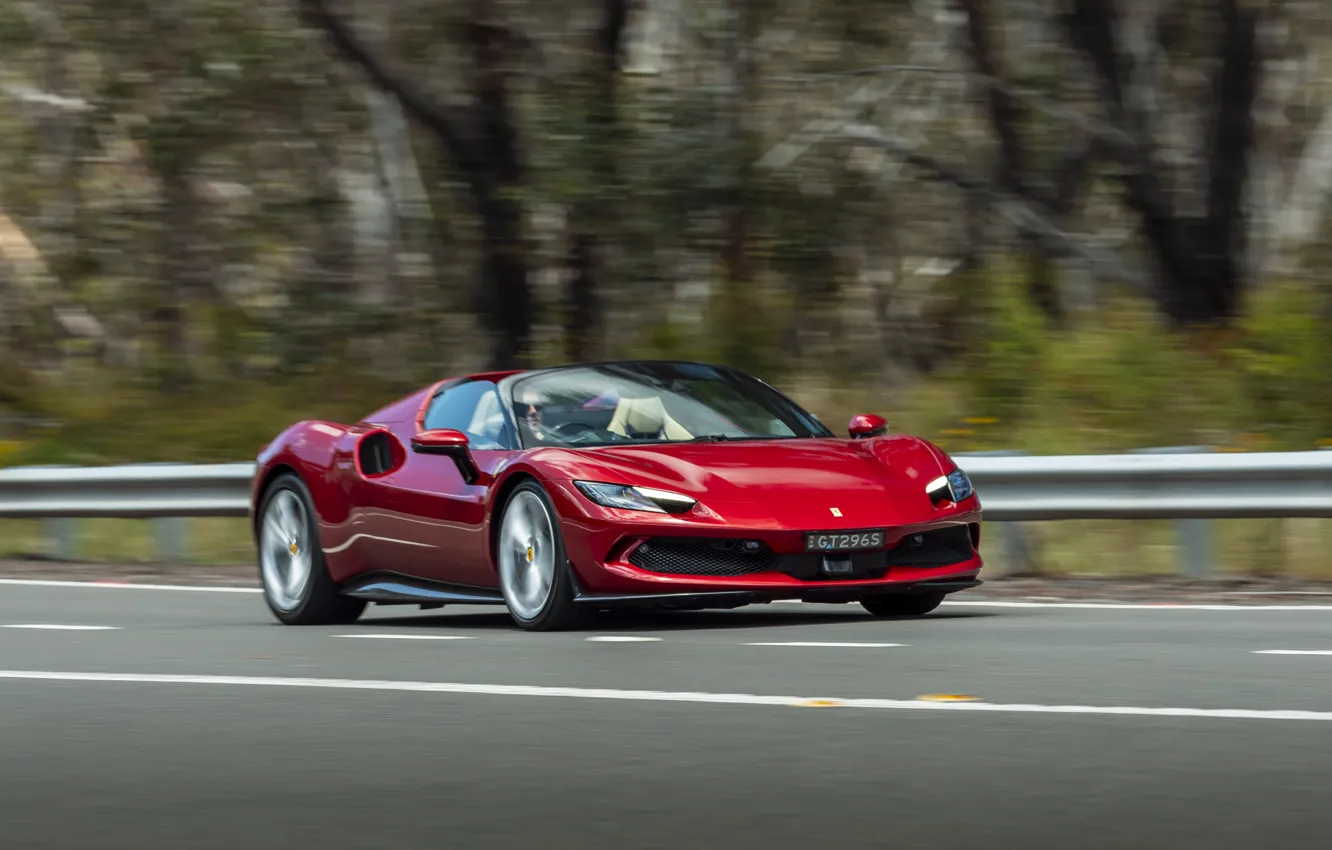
[3,670,1332,722]
[1223,591,1332,597]
[7,579,1332,611]
[1,624,120,631]
[945,601,1332,611]
[586,636,663,642]
[0,579,259,593]
[335,634,475,641]
[744,641,907,648]
[776,599,1332,611]
[1253,650,1332,656]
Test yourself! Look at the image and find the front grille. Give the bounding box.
[624,525,975,580]
[628,538,777,577]
[883,525,974,568]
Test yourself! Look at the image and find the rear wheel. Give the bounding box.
[257,473,366,626]
[496,481,583,631]
[860,592,946,618]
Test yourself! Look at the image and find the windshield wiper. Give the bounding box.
[688,434,734,442]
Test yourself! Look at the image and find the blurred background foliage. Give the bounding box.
[2,0,1332,466]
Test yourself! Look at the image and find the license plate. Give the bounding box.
[804,529,886,552]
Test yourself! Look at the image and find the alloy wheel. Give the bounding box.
[259,488,313,612]
[497,490,558,620]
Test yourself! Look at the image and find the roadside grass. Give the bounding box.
[0,518,255,566]
[980,517,1332,579]
[2,516,1329,579]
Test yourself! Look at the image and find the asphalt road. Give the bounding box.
[2,580,1332,850]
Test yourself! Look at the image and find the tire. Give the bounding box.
[495,480,584,631]
[256,472,366,626]
[860,591,946,618]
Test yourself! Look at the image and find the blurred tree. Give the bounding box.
[563,0,628,362]
[2,0,1332,465]
[956,0,1101,326]
[301,0,535,370]
[1060,0,1262,328]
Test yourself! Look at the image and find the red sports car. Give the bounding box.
[250,360,983,630]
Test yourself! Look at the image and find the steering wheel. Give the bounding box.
[550,421,597,439]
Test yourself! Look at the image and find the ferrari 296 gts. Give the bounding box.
[251,360,983,630]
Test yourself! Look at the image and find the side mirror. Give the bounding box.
[848,413,888,440]
[411,429,480,484]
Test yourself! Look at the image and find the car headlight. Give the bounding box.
[947,469,974,501]
[926,469,975,505]
[574,481,697,514]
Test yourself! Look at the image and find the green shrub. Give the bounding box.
[4,278,1332,466]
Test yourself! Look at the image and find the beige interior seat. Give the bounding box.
[606,396,693,440]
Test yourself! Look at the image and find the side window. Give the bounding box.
[422,381,514,450]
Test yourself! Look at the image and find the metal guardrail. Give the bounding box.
[0,462,255,519]
[6,451,1332,521]
[959,450,1332,521]
[957,448,1332,577]
[2,449,1331,571]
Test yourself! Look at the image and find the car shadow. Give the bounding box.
[357,606,995,633]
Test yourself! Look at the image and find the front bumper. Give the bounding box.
[547,480,984,600]
[573,576,982,608]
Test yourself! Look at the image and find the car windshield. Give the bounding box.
[507,362,833,449]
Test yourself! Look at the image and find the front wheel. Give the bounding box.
[860,592,946,618]
[496,481,584,631]
[256,472,366,626]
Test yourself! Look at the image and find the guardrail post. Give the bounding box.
[998,518,1036,576]
[1176,517,1212,578]
[958,450,1036,576]
[43,518,78,560]
[20,466,82,561]
[153,518,186,563]
[1132,447,1214,577]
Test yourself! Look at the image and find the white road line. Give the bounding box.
[1223,591,1332,597]
[334,634,474,641]
[5,578,1332,612]
[949,600,1325,610]
[744,641,907,648]
[1253,650,1332,656]
[1,624,121,631]
[0,579,259,593]
[0,670,1330,722]
[945,601,1332,611]
[585,636,663,643]
[774,599,1332,612]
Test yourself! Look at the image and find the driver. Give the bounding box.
[517,387,549,442]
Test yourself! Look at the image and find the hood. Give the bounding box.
[538,436,955,528]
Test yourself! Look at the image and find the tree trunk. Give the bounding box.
[464,11,532,370]
[1061,0,1261,327]
[302,0,536,371]
[472,190,531,370]
[719,0,761,369]
[564,0,628,362]
[565,230,598,362]
[958,0,1057,325]
[155,166,197,385]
